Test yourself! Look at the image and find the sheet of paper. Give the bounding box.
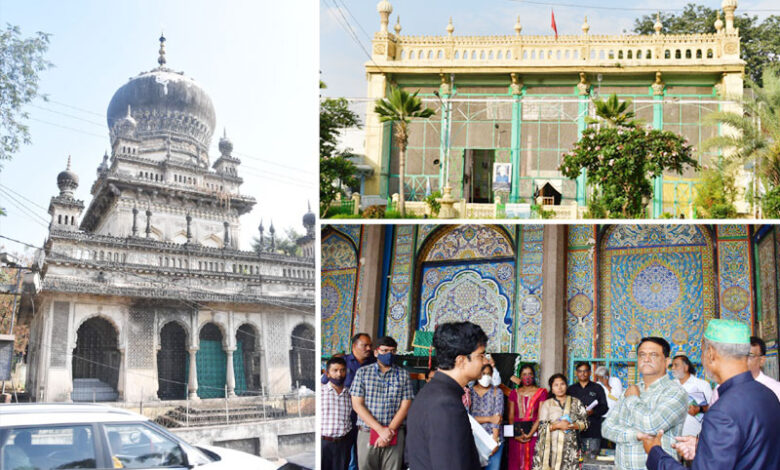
[503,424,514,437]
[468,414,498,462]
[586,400,599,411]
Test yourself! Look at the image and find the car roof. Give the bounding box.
[0,403,150,427]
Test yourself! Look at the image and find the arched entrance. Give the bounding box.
[196,323,226,398]
[415,225,516,352]
[321,229,359,356]
[290,323,315,390]
[72,317,119,402]
[236,324,262,395]
[157,322,188,400]
[597,225,717,364]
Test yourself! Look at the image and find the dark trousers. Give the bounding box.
[322,434,352,470]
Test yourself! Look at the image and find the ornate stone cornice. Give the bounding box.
[46,229,314,266]
[40,277,314,308]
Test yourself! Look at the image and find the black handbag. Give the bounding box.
[514,421,534,435]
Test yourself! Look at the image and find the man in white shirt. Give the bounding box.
[749,336,780,401]
[594,365,623,410]
[670,354,712,436]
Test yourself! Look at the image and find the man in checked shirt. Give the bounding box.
[603,337,688,470]
[351,336,413,470]
[321,357,353,470]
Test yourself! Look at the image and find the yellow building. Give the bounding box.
[361,0,746,218]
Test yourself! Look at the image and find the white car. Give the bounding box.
[0,403,280,469]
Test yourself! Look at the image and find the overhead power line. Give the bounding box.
[506,0,780,13]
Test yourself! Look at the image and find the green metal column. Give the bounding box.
[510,93,522,202]
[576,96,588,206]
[439,92,451,190]
[652,93,664,217]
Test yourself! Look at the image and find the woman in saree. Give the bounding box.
[532,373,588,470]
[507,364,547,470]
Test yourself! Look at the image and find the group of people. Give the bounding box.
[320,320,780,470]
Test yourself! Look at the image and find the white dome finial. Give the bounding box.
[377,1,393,33]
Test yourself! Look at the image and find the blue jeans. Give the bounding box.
[484,441,503,470]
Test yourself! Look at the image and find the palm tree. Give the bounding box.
[375,86,435,216]
[704,66,780,215]
[586,93,640,128]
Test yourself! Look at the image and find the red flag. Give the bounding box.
[551,9,558,40]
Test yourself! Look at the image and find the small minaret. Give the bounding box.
[257,219,265,253]
[48,156,85,231]
[213,129,241,177]
[269,220,276,252]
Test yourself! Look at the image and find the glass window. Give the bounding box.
[1,425,96,469]
[103,423,188,468]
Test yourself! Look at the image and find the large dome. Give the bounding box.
[106,66,216,154]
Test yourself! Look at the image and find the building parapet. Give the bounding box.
[47,229,313,266]
[370,30,743,71]
[40,277,315,308]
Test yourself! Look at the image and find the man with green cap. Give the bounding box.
[641,319,780,470]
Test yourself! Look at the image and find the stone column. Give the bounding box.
[540,225,567,384]
[354,225,386,339]
[117,348,125,401]
[225,347,236,397]
[187,347,200,400]
[364,73,389,197]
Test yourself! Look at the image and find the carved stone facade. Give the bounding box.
[23,38,315,404]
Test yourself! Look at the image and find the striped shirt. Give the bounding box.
[602,375,688,470]
[320,382,352,438]
[351,363,414,430]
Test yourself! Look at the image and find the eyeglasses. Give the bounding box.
[748,353,763,358]
[638,352,663,360]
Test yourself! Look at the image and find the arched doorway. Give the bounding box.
[415,225,516,352]
[290,323,315,390]
[196,323,226,398]
[236,324,262,395]
[157,322,188,400]
[72,317,119,402]
[321,229,359,356]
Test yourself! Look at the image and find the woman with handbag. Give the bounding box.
[508,364,547,470]
[469,364,505,470]
[533,373,588,470]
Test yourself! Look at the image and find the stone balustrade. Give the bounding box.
[372,31,741,69]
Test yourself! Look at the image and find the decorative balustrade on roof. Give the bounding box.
[371,31,742,69]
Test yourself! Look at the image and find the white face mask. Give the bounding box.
[478,375,492,387]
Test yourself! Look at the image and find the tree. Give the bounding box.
[586,93,640,128]
[374,86,435,217]
[692,165,738,218]
[320,82,361,216]
[0,25,52,166]
[703,66,780,215]
[560,95,698,218]
[633,4,780,85]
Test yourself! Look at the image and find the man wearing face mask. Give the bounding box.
[406,321,489,470]
[321,357,353,470]
[641,320,780,470]
[350,336,413,470]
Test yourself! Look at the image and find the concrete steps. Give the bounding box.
[72,378,118,402]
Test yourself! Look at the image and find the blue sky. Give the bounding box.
[0,0,318,257]
[320,0,778,99]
